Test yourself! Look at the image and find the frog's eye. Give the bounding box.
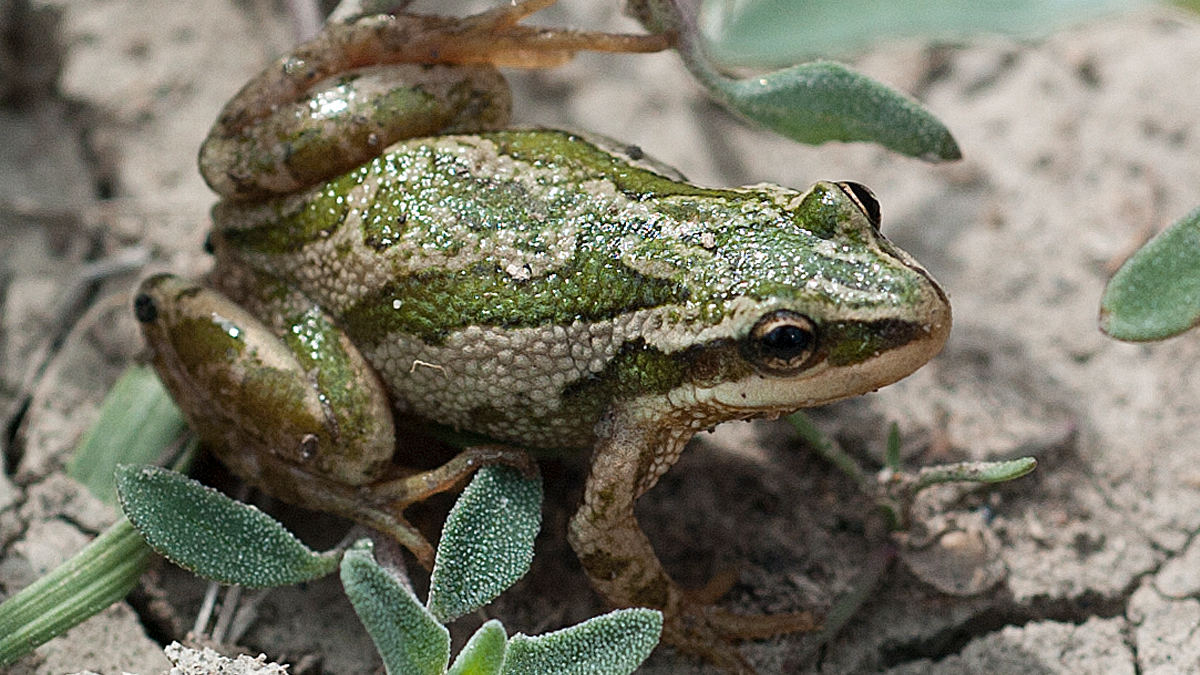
[745,310,819,375]
[836,181,881,229]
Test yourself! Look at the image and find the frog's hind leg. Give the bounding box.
[136,275,425,558]
[212,0,673,155]
[136,275,537,569]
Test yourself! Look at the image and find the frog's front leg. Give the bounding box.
[134,274,530,567]
[569,403,819,674]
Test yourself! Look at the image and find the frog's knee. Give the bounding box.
[134,275,394,486]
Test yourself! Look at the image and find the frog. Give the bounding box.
[131,1,952,672]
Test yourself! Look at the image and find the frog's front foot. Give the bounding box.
[663,600,820,675]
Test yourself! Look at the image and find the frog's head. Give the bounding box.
[632,180,950,417]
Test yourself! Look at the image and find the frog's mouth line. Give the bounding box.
[705,311,951,412]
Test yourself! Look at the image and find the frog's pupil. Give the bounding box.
[762,325,812,360]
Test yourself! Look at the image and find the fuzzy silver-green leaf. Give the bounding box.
[501,608,662,675]
[708,61,960,161]
[702,0,1150,65]
[115,465,337,587]
[1100,206,1200,341]
[341,541,450,675]
[447,619,508,675]
[427,465,542,623]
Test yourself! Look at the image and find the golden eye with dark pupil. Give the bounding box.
[836,181,881,229]
[746,310,819,374]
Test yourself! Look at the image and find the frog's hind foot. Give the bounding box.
[700,605,821,640]
[365,444,536,508]
[665,602,821,675]
[356,445,536,567]
[451,0,676,68]
[682,570,821,639]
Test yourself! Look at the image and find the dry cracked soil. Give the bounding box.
[4,1,1200,674]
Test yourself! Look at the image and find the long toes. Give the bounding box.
[684,568,740,605]
[663,602,822,674]
[663,615,759,675]
[704,606,821,641]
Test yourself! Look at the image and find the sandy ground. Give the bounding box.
[4,0,1200,673]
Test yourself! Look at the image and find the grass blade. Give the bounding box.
[0,518,152,667]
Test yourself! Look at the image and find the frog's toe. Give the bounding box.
[352,506,436,569]
[680,571,821,638]
[669,635,759,675]
[662,601,820,674]
[365,445,537,506]
[683,568,740,605]
[701,605,821,640]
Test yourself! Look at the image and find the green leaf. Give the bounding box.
[447,620,508,675]
[501,608,662,675]
[0,518,153,668]
[0,367,197,666]
[115,465,337,587]
[427,465,542,623]
[341,541,450,675]
[702,0,1152,65]
[633,0,959,159]
[885,422,902,471]
[1100,207,1200,341]
[913,457,1038,494]
[706,61,960,161]
[67,365,187,505]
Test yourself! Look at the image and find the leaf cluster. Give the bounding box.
[116,463,661,675]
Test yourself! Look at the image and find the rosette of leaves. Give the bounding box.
[115,463,662,675]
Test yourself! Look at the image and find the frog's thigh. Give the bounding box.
[135,274,395,481]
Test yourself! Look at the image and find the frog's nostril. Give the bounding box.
[133,294,159,323]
